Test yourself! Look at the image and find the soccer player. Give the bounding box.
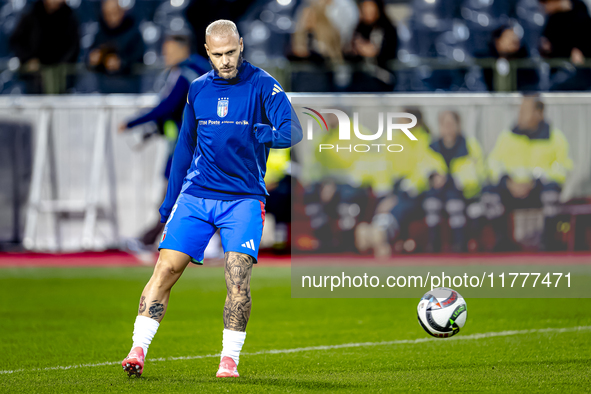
[121,20,303,378]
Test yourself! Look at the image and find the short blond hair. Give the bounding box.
[205,20,240,38]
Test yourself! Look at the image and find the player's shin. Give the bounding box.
[221,252,254,365]
[130,291,165,356]
[127,250,190,359]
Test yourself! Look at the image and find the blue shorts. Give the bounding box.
[159,194,266,264]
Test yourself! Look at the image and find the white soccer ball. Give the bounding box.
[417,287,467,338]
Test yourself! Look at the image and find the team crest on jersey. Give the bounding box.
[217,97,229,118]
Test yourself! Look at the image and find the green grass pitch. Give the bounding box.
[1,266,590,393]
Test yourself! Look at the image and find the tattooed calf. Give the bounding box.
[223,252,254,331]
[149,300,165,321]
[138,296,146,314]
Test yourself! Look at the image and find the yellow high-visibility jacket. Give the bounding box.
[387,125,432,179]
[313,127,359,184]
[264,148,291,185]
[410,135,486,199]
[310,124,432,193]
[487,123,573,185]
[353,125,432,195]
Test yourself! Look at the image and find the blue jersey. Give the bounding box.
[159,61,303,223]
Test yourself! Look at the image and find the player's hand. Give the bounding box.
[118,122,128,133]
[253,123,273,145]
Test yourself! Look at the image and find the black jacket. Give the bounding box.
[542,0,591,58]
[353,16,398,69]
[89,14,144,74]
[10,0,80,65]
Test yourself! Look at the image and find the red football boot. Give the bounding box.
[216,356,239,378]
[122,347,145,377]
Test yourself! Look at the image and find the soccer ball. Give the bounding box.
[417,287,467,338]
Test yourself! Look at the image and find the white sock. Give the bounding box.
[131,316,160,357]
[220,329,247,365]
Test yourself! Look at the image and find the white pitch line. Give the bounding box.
[1,326,590,375]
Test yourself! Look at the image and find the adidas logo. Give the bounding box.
[271,84,283,96]
[241,239,256,250]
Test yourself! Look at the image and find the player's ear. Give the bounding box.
[239,37,243,51]
[204,43,209,56]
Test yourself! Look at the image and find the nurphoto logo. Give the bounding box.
[302,108,418,153]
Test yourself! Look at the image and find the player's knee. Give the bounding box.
[152,260,181,285]
[227,282,250,298]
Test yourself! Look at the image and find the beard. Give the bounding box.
[210,51,244,80]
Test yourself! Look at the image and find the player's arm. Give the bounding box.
[469,137,487,184]
[158,98,197,223]
[254,77,303,149]
[547,128,573,185]
[125,76,190,129]
[487,131,510,186]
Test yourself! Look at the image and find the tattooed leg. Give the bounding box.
[137,248,191,323]
[124,249,190,366]
[223,252,254,331]
[138,296,146,314]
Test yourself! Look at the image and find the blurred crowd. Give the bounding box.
[1,0,249,93]
[294,95,578,254]
[287,0,591,91]
[2,0,591,93]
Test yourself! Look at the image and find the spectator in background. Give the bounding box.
[303,111,373,252]
[491,25,527,60]
[484,24,538,91]
[348,0,398,91]
[290,0,358,91]
[539,0,591,90]
[88,0,144,93]
[10,0,79,94]
[484,95,573,251]
[355,108,432,256]
[291,0,347,64]
[119,33,208,251]
[421,111,486,252]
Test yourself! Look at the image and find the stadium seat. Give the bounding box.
[0,0,26,58]
[130,0,161,24]
[74,0,101,24]
[461,0,516,19]
[464,19,505,57]
[515,0,545,56]
[238,0,300,60]
[411,0,460,21]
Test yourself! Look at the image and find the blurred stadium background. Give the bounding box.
[1,93,591,257]
[0,0,591,258]
[2,2,591,391]
[1,0,591,94]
